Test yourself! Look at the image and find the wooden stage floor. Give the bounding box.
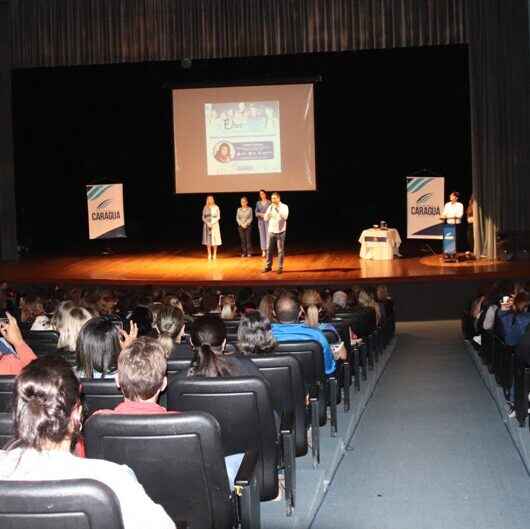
[0,248,527,287]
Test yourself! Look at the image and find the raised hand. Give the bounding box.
[119,321,139,350]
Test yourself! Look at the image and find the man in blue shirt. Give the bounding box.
[271,296,336,375]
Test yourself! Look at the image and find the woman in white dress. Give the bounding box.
[202,195,222,260]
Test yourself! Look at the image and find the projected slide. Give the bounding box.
[172,83,316,194]
[205,101,282,175]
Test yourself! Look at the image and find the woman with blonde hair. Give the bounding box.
[358,288,382,326]
[300,289,323,328]
[301,289,347,359]
[258,294,275,322]
[220,294,238,321]
[202,194,222,260]
[54,304,93,366]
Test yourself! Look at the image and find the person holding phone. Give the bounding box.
[0,312,37,375]
[497,292,530,346]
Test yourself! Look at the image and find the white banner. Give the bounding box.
[406,176,445,239]
[87,184,126,240]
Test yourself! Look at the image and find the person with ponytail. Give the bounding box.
[0,356,175,529]
[155,305,193,359]
[187,314,263,378]
[301,290,348,361]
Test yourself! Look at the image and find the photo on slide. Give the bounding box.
[205,101,282,176]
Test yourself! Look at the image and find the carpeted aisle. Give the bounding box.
[311,321,530,529]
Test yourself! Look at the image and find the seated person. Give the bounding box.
[95,336,170,416]
[332,290,349,312]
[75,317,137,379]
[236,311,277,356]
[188,314,263,378]
[220,294,238,320]
[0,355,175,529]
[0,312,37,375]
[301,289,348,356]
[127,306,156,338]
[516,324,530,366]
[258,294,275,321]
[193,292,221,317]
[271,295,340,376]
[497,292,530,346]
[155,306,193,359]
[54,303,93,367]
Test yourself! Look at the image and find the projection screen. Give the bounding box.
[172,83,316,194]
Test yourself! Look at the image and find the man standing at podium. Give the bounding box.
[441,191,464,254]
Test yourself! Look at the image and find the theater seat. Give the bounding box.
[0,412,14,449]
[80,379,123,416]
[250,354,307,458]
[0,479,124,529]
[22,330,59,357]
[85,411,260,529]
[0,376,15,413]
[167,377,280,504]
[272,340,332,466]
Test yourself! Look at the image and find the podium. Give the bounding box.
[442,224,457,260]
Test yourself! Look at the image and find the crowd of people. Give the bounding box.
[0,280,394,529]
[464,279,530,415]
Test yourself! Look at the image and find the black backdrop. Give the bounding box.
[12,45,470,253]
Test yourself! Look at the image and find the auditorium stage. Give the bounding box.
[0,248,527,287]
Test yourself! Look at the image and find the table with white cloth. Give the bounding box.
[358,228,402,260]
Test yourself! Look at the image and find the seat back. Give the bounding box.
[0,413,14,449]
[250,354,307,457]
[335,308,376,338]
[0,376,15,413]
[167,376,279,501]
[223,320,240,344]
[223,319,241,333]
[85,411,233,529]
[272,340,325,394]
[22,330,60,357]
[166,358,192,376]
[322,328,339,344]
[80,379,123,416]
[0,479,124,529]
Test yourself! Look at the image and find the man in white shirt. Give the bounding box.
[441,191,464,224]
[263,192,289,274]
[441,191,464,256]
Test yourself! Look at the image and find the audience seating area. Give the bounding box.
[0,282,396,529]
[462,280,530,473]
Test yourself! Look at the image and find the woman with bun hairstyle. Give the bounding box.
[0,355,175,529]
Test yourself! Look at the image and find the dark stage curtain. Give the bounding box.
[466,0,530,258]
[10,0,466,68]
[7,0,529,260]
[0,0,17,261]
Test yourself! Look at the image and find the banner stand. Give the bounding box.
[86,184,127,255]
[406,175,445,241]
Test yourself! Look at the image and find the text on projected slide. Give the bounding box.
[205,101,282,176]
